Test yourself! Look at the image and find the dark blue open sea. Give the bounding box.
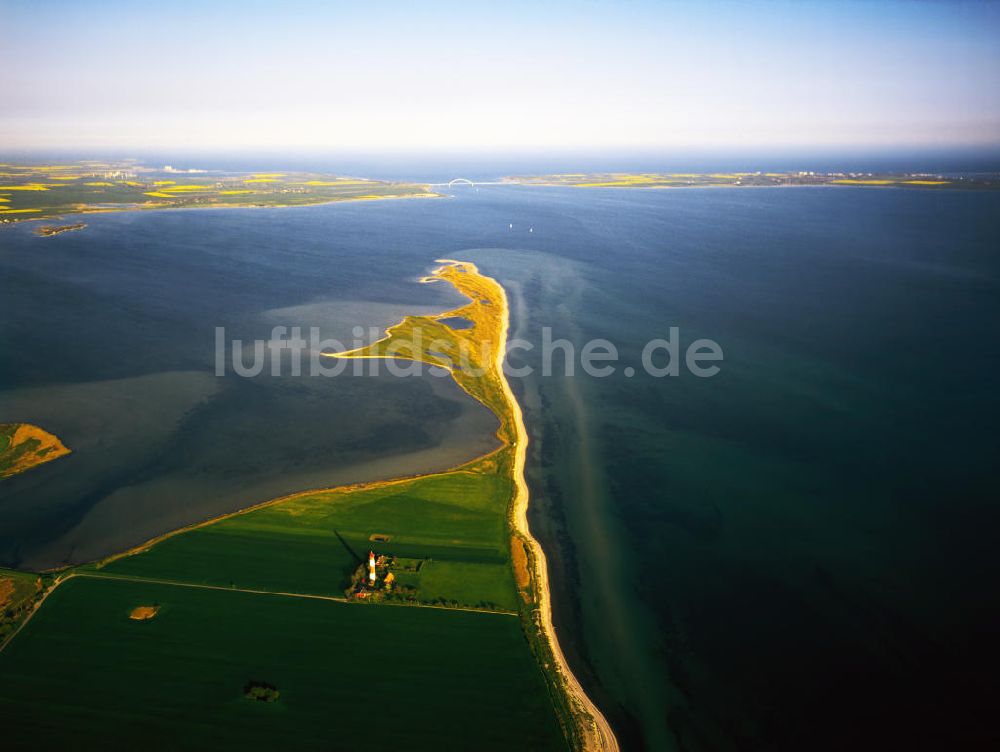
[2,180,998,750]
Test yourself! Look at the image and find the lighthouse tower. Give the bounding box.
[368,551,377,586]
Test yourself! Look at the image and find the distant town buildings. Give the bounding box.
[163,165,208,174]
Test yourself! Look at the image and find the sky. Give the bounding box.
[1,0,998,153]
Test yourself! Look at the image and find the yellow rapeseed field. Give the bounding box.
[300,179,373,186]
[831,179,894,185]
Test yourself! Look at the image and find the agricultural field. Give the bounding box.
[0,576,564,750]
[0,162,438,223]
[96,455,519,612]
[0,422,70,479]
[505,171,1000,189]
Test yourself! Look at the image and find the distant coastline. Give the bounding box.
[503,171,1000,190]
[0,162,440,227]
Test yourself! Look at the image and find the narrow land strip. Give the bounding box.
[329,260,619,751]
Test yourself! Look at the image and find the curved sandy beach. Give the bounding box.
[492,275,620,752]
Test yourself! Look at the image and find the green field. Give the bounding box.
[0,576,564,750]
[96,458,518,611]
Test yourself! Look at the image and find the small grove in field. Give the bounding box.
[244,680,280,703]
[0,569,44,646]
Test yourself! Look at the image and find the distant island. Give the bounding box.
[0,161,439,226]
[504,171,1000,190]
[34,223,87,237]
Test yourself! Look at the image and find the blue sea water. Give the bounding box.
[1,180,998,749]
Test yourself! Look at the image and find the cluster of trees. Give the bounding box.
[244,680,280,703]
[422,596,499,610]
[0,576,44,642]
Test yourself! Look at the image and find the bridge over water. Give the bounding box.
[426,178,517,188]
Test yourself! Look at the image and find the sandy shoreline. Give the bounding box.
[492,273,620,752]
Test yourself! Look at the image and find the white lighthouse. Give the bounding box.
[368,551,377,585]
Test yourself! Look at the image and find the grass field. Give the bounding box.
[97,457,519,611]
[0,576,564,750]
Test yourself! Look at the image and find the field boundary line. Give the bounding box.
[76,572,518,615]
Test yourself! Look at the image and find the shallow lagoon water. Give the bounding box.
[2,185,999,749]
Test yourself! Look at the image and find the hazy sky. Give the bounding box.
[1,0,998,151]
